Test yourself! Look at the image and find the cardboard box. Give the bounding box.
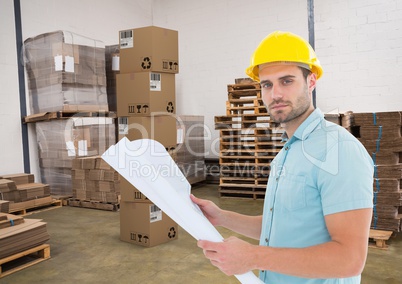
[116,72,175,116]
[120,201,178,247]
[120,176,151,203]
[118,115,178,148]
[119,26,178,74]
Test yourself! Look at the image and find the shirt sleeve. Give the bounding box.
[316,139,374,216]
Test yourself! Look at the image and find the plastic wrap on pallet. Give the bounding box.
[175,115,206,184]
[24,30,108,113]
[35,117,116,196]
[105,45,119,112]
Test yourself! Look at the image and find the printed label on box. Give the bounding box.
[150,204,162,223]
[120,30,133,49]
[118,117,128,134]
[54,55,63,71]
[65,56,75,72]
[112,55,120,71]
[150,73,161,91]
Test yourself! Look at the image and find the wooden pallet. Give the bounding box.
[227,82,261,93]
[0,244,50,278]
[23,111,116,123]
[368,229,393,249]
[214,114,273,130]
[68,199,120,211]
[9,198,63,216]
[219,186,266,200]
[226,100,268,115]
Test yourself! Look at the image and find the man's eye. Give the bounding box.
[282,79,293,85]
[261,83,272,88]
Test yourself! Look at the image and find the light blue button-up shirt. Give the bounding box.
[259,108,374,283]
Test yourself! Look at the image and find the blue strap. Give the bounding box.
[375,139,381,153]
[374,165,378,178]
[10,219,14,226]
[372,179,380,229]
[373,112,377,125]
[372,152,376,164]
[378,126,382,140]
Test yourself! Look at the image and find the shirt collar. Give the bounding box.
[281,108,324,143]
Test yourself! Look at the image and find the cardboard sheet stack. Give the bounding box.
[36,118,116,196]
[175,115,206,185]
[71,156,120,204]
[0,173,51,213]
[351,111,402,232]
[24,31,117,197]
[24,30,108,113]
[0,213,49,259]
[116,26,179,247]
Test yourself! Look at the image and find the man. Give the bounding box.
[191,31,374,283]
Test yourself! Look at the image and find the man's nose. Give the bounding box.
[271,84,283,100]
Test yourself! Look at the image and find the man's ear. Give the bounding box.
[308,72,317,92]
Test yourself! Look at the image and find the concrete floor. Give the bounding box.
[2,184,402,284]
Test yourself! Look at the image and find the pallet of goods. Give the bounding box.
[0,213,50,278]
[0,173,60,215]
[175,115,206,185]
[215,78,284,199]
[23,31,117,197]
[342,111,402,233]
[68,156,120,211]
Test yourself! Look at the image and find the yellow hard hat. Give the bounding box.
[245,31,323,82]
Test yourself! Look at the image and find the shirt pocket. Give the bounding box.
[277,174,307,211]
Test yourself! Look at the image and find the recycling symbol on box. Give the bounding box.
[168,227,176,238]
[166,102,174,113]
[141,57,152,69]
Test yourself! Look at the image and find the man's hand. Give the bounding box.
[190,194,226,227]
[197,237,256,276]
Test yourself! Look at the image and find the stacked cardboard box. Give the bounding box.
[351,112,402,232]
[24,31,108,113]
[117,26,179,247]
[71,156,120,204]
[0,173,51,213]
[36,117,116,196]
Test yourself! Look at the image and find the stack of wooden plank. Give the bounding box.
[352,111,402,232]
[214,79,284,199]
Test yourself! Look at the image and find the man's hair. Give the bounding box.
[300,67,312,80]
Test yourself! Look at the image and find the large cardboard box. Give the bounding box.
[118,114,178,148]
[119,26,178,74]
[117,72,175,116]
[120,201,178,247]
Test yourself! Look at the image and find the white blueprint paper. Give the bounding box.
[102,137,263,284]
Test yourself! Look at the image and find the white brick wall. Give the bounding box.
[315,0,402,113]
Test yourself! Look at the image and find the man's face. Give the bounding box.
[259,64,316,124]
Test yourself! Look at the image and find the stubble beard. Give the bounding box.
[268,86,311,124]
